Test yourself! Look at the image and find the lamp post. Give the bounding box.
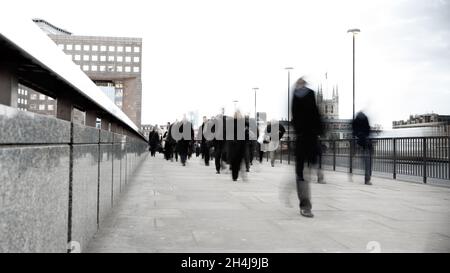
[252,87,259,124]
[285,67,293,164]
[347,28,360,120]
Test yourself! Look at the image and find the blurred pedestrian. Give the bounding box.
[352,111,373,185]
[292,77,324,218]
[228,111,247,181]
[148,125,160,157]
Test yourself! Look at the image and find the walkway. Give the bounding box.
[86,154,450,253]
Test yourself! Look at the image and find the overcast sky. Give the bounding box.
[6,0,450,128]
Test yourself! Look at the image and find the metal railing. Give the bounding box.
[272,137,450,184]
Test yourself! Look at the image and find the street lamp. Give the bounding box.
[232,100,239,112]
[347,28,360,120]
[252,87,259,123]
[285,67,294,164]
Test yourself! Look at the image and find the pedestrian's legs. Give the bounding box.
[204,145,210,166]
[364,147,372,184]
[270,150,276,167]
[215,144,222,173]
[295,176,312,211]
[244,143,250,171]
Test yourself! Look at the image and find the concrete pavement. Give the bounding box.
[86,153,450,253]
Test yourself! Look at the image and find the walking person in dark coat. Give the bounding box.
[352,111,373,185]
[291,77,324,218]
[228,111,247,181]
[148,125,160,157]
[200,116,212,166]
[175,117,194,166]
[164,122,174,161]
[212,114,227,174]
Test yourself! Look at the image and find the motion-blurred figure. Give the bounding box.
[212,114,227,174]
[163,122,175,161]
[261,119,286,167]
[200,116,212,166]
[148,125,160,157]
[228,111,247,181]
[176,117,194,166]
[352,111,373,185]
[292,77,324,218]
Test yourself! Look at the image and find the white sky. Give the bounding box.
[6,0,450,129]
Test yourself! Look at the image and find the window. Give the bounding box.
[24,99,27,105]
[66,44,73,50]
[83,45,90,51]
[39,104,45,110]
[30,94,37,100]
[107,65,114,72]
[83,65,89,71]
[83,55,89,61]
[100,65,106,71]
[39,94,46,100]
[125,56,131,62]
[133,67,140,73]
[100,45,107,51]
[24,90,27,96]
[48,105,54,111]
[117,46,123,52]
[91,65,98,71]
[116,66,123,72]
[125,46,131,52]
[134,46,140,53]
[74,55,81,61]
[48,97,54,101]
[75,45,81,51]
[117,56,123,62]
[133,56,140,63]
[108,56,115,62]
[108,46,115,52]
[92,45,98,51]
[17,98,20,103]
[91,55,98,61]
[125,66,131,72]
[100,55,106,62]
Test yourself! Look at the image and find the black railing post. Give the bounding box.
[448,136,450,181]
[349,139,353,174]
[333,140,336,171]
[423,137,427,184]
[287,137,291,165]
[319,140,322,169]
[393,138,397,180]
[280,141,283,164]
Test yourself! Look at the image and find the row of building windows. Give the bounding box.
[18,108,28,112]
[17,98,28,105]
[80,64,140,73]
[28,93,54,101]
[18,88,28,96]
[58,44,140,53]
[28,104,54,111]
[69,54,140,63]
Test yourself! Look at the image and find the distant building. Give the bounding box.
[18,19,143,127]
[393,113,450,129]
[317,85,339,120]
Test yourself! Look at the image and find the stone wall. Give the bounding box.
[0,104,148,253]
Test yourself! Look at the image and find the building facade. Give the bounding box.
[19,19,143,127]
[393,113,450,129]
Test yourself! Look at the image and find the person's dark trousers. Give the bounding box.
[362,145,372,183]
[214,142,223,173]
[202,143,210,166]
[259,151,264,163]
[244,143,251,171]
[249,141,255,165]
[230,141,245,180]
[295,137,317,211]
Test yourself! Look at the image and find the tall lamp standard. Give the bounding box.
[285,67,294,164]
[347,28,360,120]
[252,87,259,124]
